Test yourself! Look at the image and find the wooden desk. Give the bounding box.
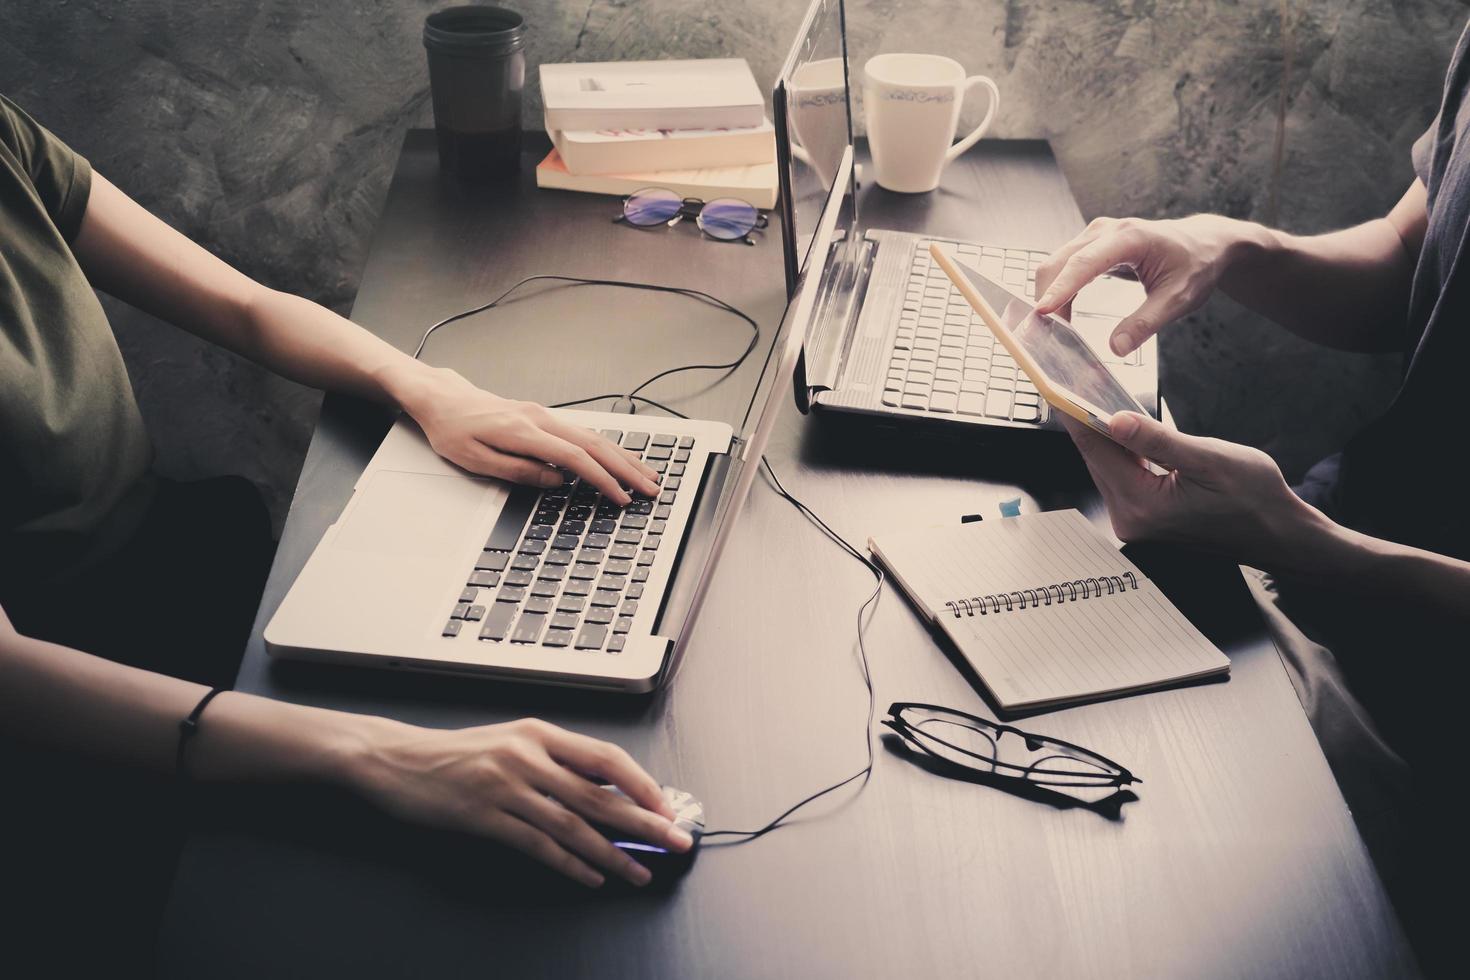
[159,132,1415,978]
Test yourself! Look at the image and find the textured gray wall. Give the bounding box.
[3,0,1465,531]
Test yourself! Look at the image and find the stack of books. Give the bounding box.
[537,58,778,208]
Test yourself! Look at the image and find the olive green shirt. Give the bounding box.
[1,94,153,584]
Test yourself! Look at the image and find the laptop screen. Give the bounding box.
[661,146,855,683]
[774,0,856,296]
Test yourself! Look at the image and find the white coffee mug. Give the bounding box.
[863,53,1000,193]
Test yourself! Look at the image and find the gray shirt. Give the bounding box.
[1300,22,1470,562]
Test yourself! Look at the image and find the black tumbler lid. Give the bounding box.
[423,6,525,57]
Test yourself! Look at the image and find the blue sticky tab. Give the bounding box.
[998,497,1022,518]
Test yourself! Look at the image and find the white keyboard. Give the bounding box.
[880,241,1050,422]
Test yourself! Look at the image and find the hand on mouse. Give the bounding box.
[344,716,693,887]
[1060,410,1337,574]
[395,366,659,504]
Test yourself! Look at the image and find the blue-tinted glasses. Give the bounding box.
[616,187,768,245]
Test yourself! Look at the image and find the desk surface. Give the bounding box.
[160,132,1415,979]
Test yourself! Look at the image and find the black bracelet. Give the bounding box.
[176,687,227,780]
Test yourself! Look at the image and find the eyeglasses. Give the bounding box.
[615,187,769,245]
[883,702,1138,790]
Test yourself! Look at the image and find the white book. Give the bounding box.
[551,120,776,176]
[869,510,1230,712]
[540,58,765,132]
[535,148,778,210]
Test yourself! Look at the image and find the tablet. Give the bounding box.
[930,244,1150,439]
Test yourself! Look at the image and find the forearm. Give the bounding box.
[1286,518,1470,618]
[235,286,446,412]
[0,616,392,786]
[73,171,443,414]
[1217,217,1416,352]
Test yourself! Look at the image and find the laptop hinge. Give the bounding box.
[805,236,875,396]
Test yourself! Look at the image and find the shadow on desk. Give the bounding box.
[794,412,1093,503]
[265,656,662,721]
[1122,541,1266,646]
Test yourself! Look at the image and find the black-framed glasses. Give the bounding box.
[615,187,769,245]
[883,702,1139,790]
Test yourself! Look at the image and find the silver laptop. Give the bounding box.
[774,0,1157,437]
[265,154,850,693]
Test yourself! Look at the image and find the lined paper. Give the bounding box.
[870,510,1229,710]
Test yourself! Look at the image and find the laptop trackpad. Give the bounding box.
[335,470,492,559]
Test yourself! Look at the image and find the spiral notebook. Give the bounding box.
[870,509,1229,711]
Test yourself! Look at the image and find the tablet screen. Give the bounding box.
[956,261,1147,419]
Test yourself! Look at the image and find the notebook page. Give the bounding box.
[872,510,1228,709]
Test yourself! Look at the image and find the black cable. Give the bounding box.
[701,459,885,844]
[412,275,760,411]
[543,394,695,419]
[545,393,629,411]
[626,395,690,419]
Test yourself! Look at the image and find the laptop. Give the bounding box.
[264,151,850,693]
[773,0,1158,436]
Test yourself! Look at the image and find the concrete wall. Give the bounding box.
[3,0,1464,530]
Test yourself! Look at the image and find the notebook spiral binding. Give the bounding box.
[943,571,1138,619]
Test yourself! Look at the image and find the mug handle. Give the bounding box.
[944,75,1001,164]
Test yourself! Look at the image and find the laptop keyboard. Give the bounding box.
[440,430,693,653]
[881,241,1049,423]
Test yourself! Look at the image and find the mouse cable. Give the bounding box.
[562,393,887,844]
[551,394,694,418]
[411,275,760,407]
[699,458,884,844]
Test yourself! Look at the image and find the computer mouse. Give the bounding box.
[596,784,704,881]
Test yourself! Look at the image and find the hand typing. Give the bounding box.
[397,366,659,504]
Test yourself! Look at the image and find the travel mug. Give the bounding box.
[423,5,526,179]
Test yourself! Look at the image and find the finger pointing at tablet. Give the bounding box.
[1033,216,1239,357]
